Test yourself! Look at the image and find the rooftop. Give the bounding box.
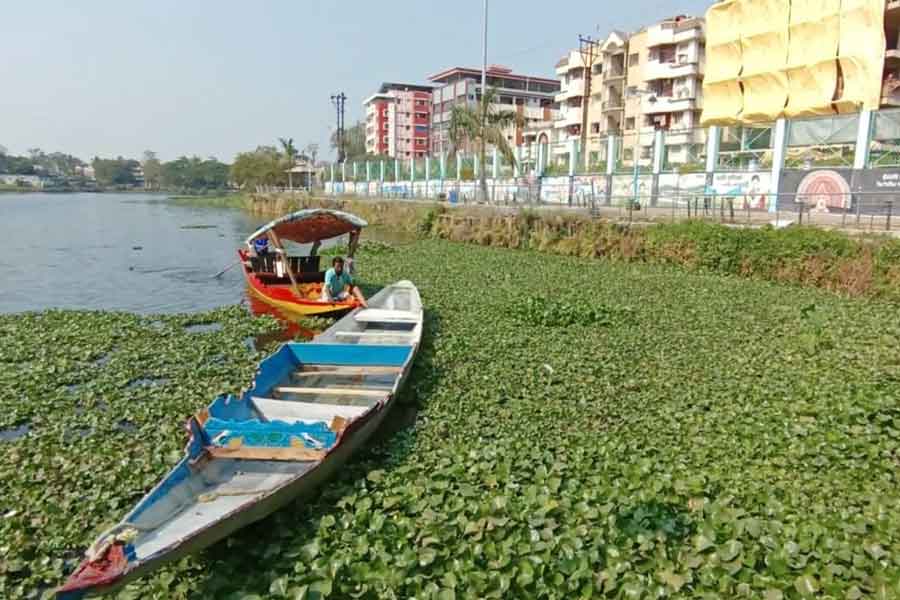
[428,65,558,86]
[377,82,437,94]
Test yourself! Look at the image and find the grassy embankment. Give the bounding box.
[2,237,900,598]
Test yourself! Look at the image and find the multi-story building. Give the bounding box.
[634,15,706,166]
[429,66,560,155]
[363,83,435,159]
[552,31,630,166]
[552,49,596,164]
[595,32,629,139]
[549,16,705,170]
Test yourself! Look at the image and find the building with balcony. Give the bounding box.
[428,65,560,155]
[553,49,594,160]
[551,32,629,166]
[363,82,435,159]
[622,15,706,166]
[595,32,629,138]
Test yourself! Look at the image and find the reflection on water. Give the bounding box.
[245,293,316,347]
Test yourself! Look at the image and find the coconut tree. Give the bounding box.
[448,87,524,203]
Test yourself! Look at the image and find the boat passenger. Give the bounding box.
[253,236,270,256]
[322,256,368,307]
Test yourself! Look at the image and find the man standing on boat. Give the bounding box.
[322,256,367,307]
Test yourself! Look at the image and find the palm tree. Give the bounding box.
[448,87,524,203]
[279,137,298,190]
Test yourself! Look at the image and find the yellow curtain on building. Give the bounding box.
[785,0,840,118]
[739,0,790,123]
[701,0,744,125]
[702,0,887,125]
[835,0,886,113]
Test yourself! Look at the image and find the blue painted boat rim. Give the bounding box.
[288,343,413,367]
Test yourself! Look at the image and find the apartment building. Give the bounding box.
[363,83,435,159]
[547,16,705,169]
[634,15,706,165]
[429,66,560,155]
[552,31,630,165]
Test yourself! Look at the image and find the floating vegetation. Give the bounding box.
[2,240,900,598]
[511,296,629,328]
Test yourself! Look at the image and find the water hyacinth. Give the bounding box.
[1,239,899,598]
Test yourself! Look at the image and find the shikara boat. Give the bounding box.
[239,209,368,318]
[57,281,423,599]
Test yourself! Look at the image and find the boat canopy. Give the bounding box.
[245,209,367,246]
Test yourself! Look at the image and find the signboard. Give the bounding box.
[712,172,771,210]
[658,173,707,206]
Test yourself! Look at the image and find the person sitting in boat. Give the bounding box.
[322,256,367,307]
[252,236,270,256]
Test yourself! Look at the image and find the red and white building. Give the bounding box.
[364,83,435,159]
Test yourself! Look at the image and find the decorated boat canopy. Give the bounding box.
[245,209,367,246]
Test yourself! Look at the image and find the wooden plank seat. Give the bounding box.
[202,415,339,462]
[295,365,403,375]
[353,309,419,324]
[206,444,326,462]
[335,331,413,339]
[274,386,390,397]
[204,417,338,450]
[252,397,373,424]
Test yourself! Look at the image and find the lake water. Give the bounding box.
[0,192,395,315]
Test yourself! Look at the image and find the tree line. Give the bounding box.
[1,136,326,193]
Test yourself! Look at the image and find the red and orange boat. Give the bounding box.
[239,209,368,317]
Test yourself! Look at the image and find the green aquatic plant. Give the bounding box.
[511,296,628,328]
[2,240,900,599]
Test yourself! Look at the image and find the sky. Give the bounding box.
[0,0,712,163]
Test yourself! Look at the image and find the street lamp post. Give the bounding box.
[625,88,657,212]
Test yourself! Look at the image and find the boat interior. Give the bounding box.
[117,283,422,561]
[245,252,325,285]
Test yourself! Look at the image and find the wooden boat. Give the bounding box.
[239,209,368,318]
[57,281,423,599]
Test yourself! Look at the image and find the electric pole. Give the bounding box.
[331,93,347,163]
[578,35,601,170]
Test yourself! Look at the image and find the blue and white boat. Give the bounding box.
[57,281,423,598]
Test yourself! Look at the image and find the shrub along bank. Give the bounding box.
[2,240,899,598]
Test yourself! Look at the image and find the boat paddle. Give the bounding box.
[211,260,239,279]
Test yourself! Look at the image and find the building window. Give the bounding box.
[628,53,639,67]
[591,123,601,134]
[625,117,636,130]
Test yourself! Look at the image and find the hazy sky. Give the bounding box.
[1,0,712,163]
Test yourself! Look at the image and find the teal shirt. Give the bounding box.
[324,268,353,296]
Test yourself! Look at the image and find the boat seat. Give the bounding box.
[252,397,374,424]
[353,309,418,324]
[203,417,338,451]
[256,271,325,285]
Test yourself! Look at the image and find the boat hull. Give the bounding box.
[73,397,397,597]
[239,251,357,318]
